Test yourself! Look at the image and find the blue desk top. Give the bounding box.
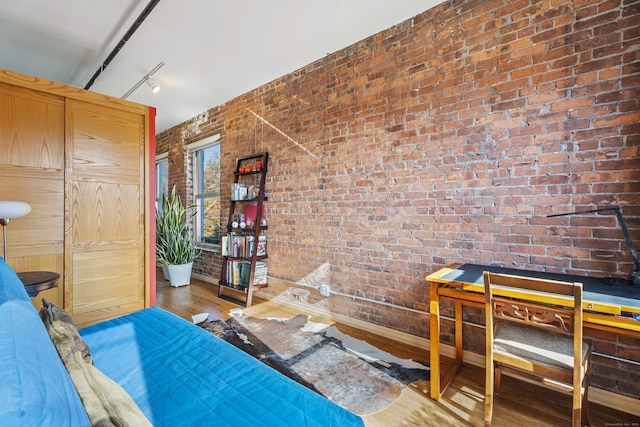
[440,263,640,312]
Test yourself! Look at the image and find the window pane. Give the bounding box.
[156,159,168,200]
[200,196,221,244]
[201,145,220,194]
[155,158,168,215]
[193,143,220,246]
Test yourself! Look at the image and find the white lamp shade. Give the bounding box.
[0,201,31,219]
[147,78,160,93]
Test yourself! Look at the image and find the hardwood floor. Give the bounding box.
[156,273,637,426]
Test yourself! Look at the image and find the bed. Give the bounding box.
[0,258,364,427]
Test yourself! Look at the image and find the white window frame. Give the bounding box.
[155,152,169,211]
[187,134,221,250]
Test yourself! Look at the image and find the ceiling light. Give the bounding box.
[121,61,165,99]
[147,78,160,93]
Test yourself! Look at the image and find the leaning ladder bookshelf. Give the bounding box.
[218,152,269,307]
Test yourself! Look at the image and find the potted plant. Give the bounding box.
[156,186,200,287]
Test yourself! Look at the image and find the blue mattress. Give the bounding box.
[79,307,363,427]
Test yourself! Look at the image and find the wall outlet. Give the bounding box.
[319,284,331,297]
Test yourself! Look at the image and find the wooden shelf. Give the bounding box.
[225,255,268,261]
[218,151,269,308]
[226,225,268,233]
[219,281,268,290]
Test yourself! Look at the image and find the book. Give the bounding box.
[257,235,267,256]
[223,232,267,258]
[239,262,251,286]
[254,261,268,285]
[221,236,228,256]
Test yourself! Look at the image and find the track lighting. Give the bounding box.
[147,78,160,93]
[121,61,165,99]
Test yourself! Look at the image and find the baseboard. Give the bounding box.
[588,388,640,417]
[255,289,640,417]
[192,272,217,284]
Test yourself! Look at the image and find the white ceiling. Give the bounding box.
[0,0,443,133]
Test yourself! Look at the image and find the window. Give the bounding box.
[188,135,221,247]
[155,153,168,210]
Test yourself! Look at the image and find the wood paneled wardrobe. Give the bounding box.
[0,68,154,327]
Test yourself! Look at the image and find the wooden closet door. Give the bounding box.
[66,99,146,326]
[0,82,65,307]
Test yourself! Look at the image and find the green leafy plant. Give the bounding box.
[156,186,200,265]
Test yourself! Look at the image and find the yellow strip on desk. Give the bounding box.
[583,312,640,333]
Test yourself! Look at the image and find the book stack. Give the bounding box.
[224,260,250,287]
[223,260,267,287]
[254,261,268,285]
[231,183,248,201]
[221,233,267,258]
[256,234,267,256]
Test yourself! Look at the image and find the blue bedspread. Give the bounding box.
[79,307,364,427]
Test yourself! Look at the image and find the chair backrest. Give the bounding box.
[484,270,586,395]
[483,271,583,338]
[483,271,587,426]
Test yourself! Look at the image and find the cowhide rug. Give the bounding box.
[198,314,429,415]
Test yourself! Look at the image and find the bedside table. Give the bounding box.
[17,271,60,297]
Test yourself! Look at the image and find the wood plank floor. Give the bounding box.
[156,273,637,426]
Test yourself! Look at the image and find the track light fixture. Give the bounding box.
[147,78,160,93]
[122,61,165,99]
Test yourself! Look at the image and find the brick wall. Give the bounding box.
[157,0,640,398]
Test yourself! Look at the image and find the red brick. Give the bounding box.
[157,0,640,399]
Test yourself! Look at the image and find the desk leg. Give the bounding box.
[455,300,463,360]
[429,281,441,400]
[430,285,464,400]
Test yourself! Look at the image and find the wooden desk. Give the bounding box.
[427,263,640,400]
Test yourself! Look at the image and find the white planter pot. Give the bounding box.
[161,264,169,280]
[166,262,193,287]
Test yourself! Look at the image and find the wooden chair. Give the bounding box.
[483,271,591,427]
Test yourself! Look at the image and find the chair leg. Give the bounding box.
[581,374,590,427]
[485,361,495,426]
[495,366,502,391]
[581,353,591,427]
